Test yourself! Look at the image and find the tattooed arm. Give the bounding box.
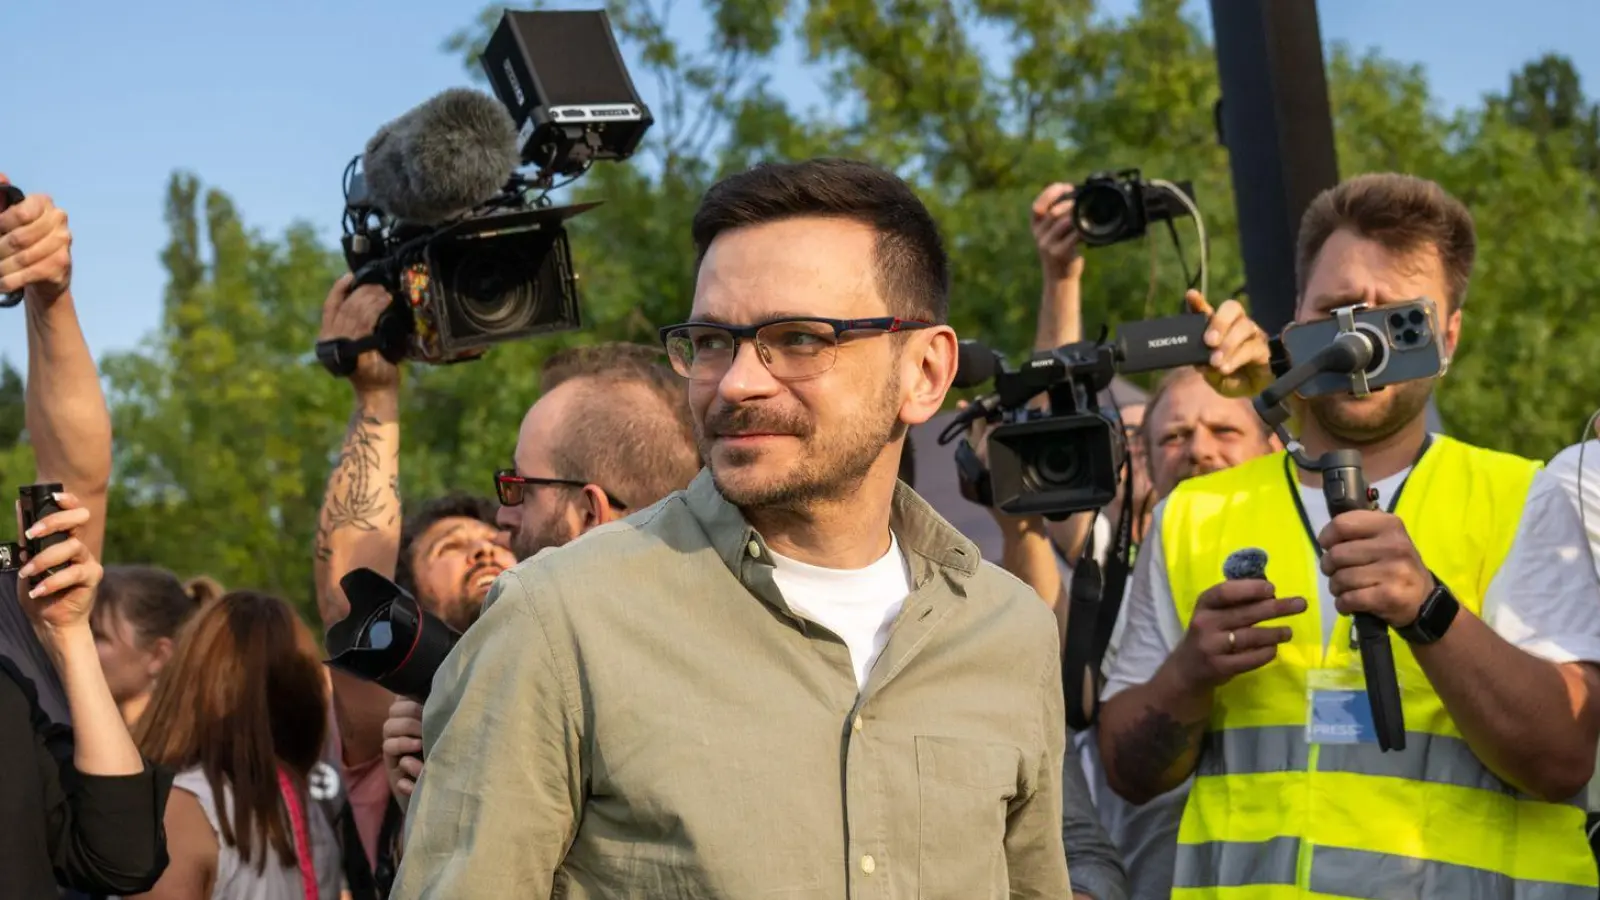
[313,277,404,768]
[1097,669,1212,805]
[314,396,402,623]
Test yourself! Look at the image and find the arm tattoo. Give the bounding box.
[314,410,389,562]
[1110,706,1206,791]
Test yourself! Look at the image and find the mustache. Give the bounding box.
[704,404,811,438]
[461,560,505,594]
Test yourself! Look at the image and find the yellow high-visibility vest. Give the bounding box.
[1161,435,1597,898]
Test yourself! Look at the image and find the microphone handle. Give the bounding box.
[1321,456,1407,753]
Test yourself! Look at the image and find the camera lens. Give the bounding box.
[1033,444,1083,488]
[449,243,540,334]
[1401,328,1419,345]
[1073,186,1128,240]
[1408,309,1425,325]
[1389,312,1406,329]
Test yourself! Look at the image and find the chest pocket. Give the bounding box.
[914,735,1021,898]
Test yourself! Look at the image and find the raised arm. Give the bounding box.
[312,275,404,765]
[0,178,111,559]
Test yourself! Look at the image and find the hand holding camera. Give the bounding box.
[0,176,74,307]
[320,273,403,394]
[1031,183,1085,283]
[383,698,425,809]
[13,489,103,637]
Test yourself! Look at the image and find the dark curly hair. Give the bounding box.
[394,492,499,599]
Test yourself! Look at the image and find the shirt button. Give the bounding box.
[852,715,863,732]
[860,854,876,875]
[746,539,761,558]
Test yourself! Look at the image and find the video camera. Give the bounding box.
[319,10,653,375]
[1065,169,1196,249]
[942,314,1215,518]
[323,568,462,701]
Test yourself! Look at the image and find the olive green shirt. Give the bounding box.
[392,470,1070,899]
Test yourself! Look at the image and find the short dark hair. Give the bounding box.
[1297,173,1477,311]
[539,343,702,509]
[396,492,498,598]
[691,158,950,323]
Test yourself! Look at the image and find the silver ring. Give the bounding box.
[1227,630,1237,652]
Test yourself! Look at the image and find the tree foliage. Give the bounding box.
[88,2,1600,610]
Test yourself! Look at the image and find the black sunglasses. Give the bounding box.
[494,469,628,511]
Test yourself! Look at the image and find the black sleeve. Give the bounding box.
[3,655,175,894]
[1062,732,1128,900]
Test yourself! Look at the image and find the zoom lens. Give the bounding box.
[449,243,540,334]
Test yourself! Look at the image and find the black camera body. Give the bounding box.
[339,196,594,366]
[327,9,651,372]
[1067,169,1195,248]
[17,484,67,578]
[949,315,1213,518]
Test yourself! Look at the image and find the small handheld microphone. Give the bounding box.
[1223,548,1269,582]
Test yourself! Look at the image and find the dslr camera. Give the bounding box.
[321,10,653,373]
[945,315,1214,518]
[1065,169,1195,249]
[324,568,463,701]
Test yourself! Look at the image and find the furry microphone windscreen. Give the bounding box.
[362,88,522,225]
[1222,547,1269,582]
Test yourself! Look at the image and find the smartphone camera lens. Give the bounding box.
[1389,312,1406,329]
[1408,309,1425,326]
[1401,328,1420,345]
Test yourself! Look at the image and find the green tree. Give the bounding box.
[0,358,32,488]
[100,173,349,608]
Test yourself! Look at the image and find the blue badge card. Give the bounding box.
[1306,667,1378,745]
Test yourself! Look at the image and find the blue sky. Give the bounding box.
[3,0,1596,369]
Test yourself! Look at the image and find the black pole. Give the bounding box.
[1207,0,1340,337]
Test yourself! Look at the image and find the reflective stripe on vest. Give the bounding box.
[1161,436,1597,897]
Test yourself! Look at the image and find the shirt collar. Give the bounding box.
[683,468,982,579]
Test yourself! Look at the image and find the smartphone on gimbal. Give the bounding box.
[1278,298,1445,399]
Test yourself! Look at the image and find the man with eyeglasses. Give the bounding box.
[392,158,1072,898]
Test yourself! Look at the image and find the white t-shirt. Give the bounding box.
[1106,452,1600,701]
[1547,440,1600,581]
[770,533,914,690]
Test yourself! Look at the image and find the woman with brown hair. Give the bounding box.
[125,592,342,900]
[90,566,211,726]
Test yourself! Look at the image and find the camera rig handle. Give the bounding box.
[1253,320,1406,753]
[1,184,28,308]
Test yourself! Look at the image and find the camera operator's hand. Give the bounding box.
[383,698,425,809]
[0,175,73,306]
[1186,290,1273,399]
[1318,510,1432,628]
[1031,183,1085,283]
[14,491,103,637]
[320,273,401,393]
[1171,578,1303,689]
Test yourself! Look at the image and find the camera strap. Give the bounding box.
[316,335,387,378]
[1062,483,1136,732]
[339,795,403,900]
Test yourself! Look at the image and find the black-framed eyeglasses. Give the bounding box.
[657,316,933,382]
[494,469,628,511]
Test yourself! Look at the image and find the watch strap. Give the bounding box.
[1398,573,1459,645]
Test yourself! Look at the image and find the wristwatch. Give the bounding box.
[1397,574,1459,645]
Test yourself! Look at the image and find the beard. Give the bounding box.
[699,369,903,512]
[508,513,579,563]
[1306,378,1433,444]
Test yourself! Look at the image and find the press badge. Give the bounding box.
[1306,666,1378,745]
